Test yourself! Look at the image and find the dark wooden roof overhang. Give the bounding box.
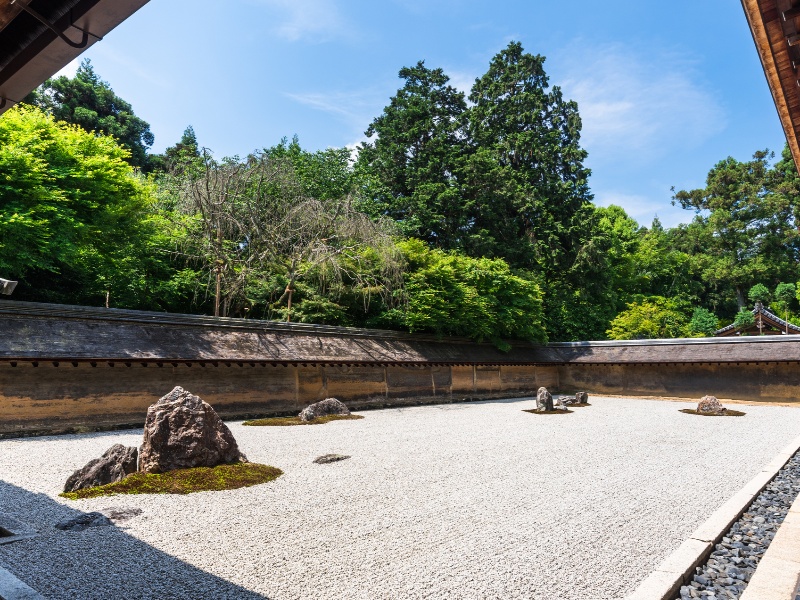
[0,0,149,115]
[742,0,800,171]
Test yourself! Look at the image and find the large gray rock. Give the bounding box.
[697,395,726,415]
[63,444,138,493]
[139,386,247,474]
[299,398,350,422]
[536,387,554,412]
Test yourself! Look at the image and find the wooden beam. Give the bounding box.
[784,5,800,20]
[741,0,800,174]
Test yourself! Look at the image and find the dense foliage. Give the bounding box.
[25,60,154,170]
[7,45,800,344]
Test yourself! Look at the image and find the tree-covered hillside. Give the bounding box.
[5,43,800,344]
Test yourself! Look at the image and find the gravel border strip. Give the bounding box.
[734,475,800,599]
[679,446,800,599]
[0,564,44,600]
[627,434,800,600]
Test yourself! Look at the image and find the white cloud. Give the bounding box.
[557,43,727,165]
[53,58,80,79]
[255,0,352,42]
[594,191,692,228]
[446,70,478,96]
[285,86,390,142]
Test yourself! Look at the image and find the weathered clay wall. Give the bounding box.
[557,362,800,403]
[2,301,800,437]
[0,362,560,436]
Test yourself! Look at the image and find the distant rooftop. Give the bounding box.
[714,301,800,336]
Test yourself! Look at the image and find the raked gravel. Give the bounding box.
[0,396,799,600]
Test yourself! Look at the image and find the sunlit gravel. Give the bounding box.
[1,396,799,600]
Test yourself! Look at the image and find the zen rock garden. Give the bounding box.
[3,390,796,600]
[62,389,362,497]
[63,386,263,497]
[526,387,589,414]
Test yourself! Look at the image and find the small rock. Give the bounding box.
[697,395,727,415]
[575,391,589,404]
[99,507,143,522]
[299,398,351,422]
[63,444,138,492]
[313,454,351,464]
[55,512,111,531]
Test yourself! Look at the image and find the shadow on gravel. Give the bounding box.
[0,480,269,600]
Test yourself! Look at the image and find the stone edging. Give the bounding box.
[626,434,800,600]
[738,486,800,599]
[0,565,44,600]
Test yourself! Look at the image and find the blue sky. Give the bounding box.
[56,0,785,227]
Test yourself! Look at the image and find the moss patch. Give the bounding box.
[679,409,746,417]
[60,463,282,500]
[242,414,364,426]
[568,403,592,408]
[523,409,574,415]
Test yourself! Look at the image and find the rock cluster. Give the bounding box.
[697,395,727,415]
[536,387,554,412]
[299,397,351,422]
[63,444,138,493]
[562,391,589,406]
[679,451,800,599]
[65,386,247,490]
[139,386,247,474]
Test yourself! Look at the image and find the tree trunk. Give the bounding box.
[214,268,221,317]
[735,287,745,310]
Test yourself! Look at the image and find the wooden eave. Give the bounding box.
[0,0,149,115]
[741,0,800,171]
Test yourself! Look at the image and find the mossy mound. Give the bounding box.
[242,414,364,426]
[679,409,746,417]
[523,409,574,415]
[567,403,592,408]
[60,463,282,500]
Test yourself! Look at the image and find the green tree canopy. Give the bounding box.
[672,149,800,310]
[356,61,467,247]
[689,307,718,336]
[24,59,154,169]
[606,297,690,340]
[397,239,546,346]
[733,308,755,330]
[0,105,164,307]
[748,283,770,304]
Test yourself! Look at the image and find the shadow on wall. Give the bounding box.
[0,480,268,599]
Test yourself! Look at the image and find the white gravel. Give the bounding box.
[1,396,799,600]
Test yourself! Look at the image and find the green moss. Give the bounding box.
[60,462,282,500]
[523,409,574,415]
[242,414,364,426]
[679,409,746,417]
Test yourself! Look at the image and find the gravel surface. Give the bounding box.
[1,396,799,600]
[679,450,800,599]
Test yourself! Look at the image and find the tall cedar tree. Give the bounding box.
[24,59,154,169]
[359,42,608,339]
[356,62,467,248]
